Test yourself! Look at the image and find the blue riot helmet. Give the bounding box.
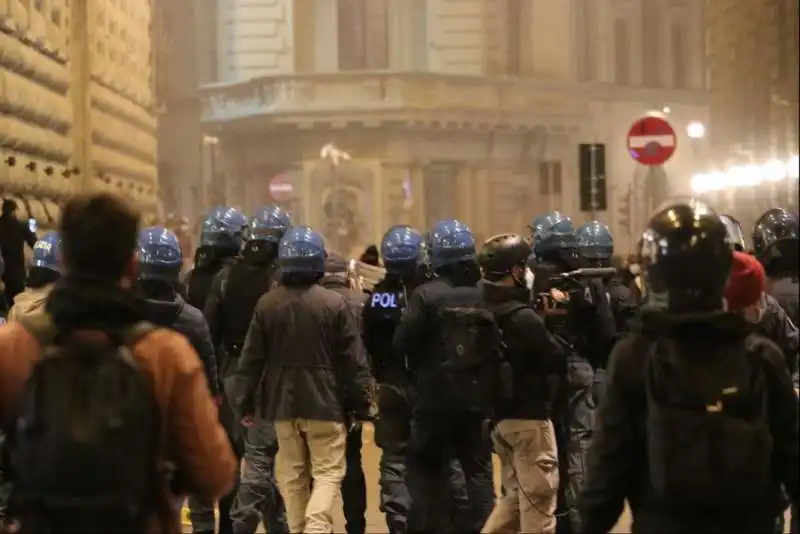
[428,219,476,270]
[532,212,577,257]
[138,226,183,281]
[381,225,423,275]
[199,206,247,250]
[528,210,564,246]
[575,220,614,261]
[32,231,62,273]
[278,226,326,274]
[247,205,293,244]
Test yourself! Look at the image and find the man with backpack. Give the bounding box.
[393,219,494,534]
[579,199,799,533]
[477,233,566,533]
[0,192,237,534]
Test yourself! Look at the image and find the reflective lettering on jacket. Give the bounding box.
[370,291,401,309]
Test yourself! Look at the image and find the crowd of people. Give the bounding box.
[0,191,797,534]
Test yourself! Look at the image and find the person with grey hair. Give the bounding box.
[320,251,369,534]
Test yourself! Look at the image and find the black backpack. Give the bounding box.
[643,336,773,509]
[435,301,524,415]
[7,315,164,533]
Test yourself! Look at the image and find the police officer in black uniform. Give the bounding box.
[528,211,616,534]
[185,206,247,312]
[752,208,799,327]
[203,205,291,534]
[320,251,368,534]
[394,219,494,534]
[363,226,468,534]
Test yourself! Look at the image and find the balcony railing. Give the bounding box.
[199,71,591,125]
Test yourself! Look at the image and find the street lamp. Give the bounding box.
[690,154,799,194]
[687,121,705,139]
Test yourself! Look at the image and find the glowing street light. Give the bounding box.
[690,154,800,194]
[687,121,705,139]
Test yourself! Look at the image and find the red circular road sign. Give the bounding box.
[627,116,677,166]
[269,174,293,202]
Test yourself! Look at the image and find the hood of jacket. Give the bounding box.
[45,275,147,332]
[141,293,185,327]
[637,308,756,343]
[481,280,531,306]
[8,284,55,321]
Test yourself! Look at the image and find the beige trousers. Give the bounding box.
[274,419,347,534]
[482,419,560,534]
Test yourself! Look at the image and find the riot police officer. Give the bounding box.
[185,206,247,312]
[202,205,291,534]
[752,208,799,327]
[720,214,747,252]
[528,211,616,534]
[321,251,368,534]
[393,219,494,534]
[575,221,634,406]
[362,225,465,534]
[135,226,225,534]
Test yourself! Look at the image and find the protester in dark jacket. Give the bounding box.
[580,201,799,534]
[0,199,37,307]
[0,193,236,533]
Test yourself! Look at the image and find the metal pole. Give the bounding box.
[589,144,598,219]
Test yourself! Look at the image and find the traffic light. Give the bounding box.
[578,143,607,212]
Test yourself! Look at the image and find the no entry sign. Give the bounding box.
[268,173,293,202]
[627,116,677,166]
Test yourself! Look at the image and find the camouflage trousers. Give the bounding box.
[231,421,289,534]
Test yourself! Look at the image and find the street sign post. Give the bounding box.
[268,173,293,202]
[627,116,677,166]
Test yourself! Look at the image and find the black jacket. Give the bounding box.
[767,276,799,328]
[204,260,280,377]
[236,283,373,422]
[579,312,799,533]
[481,281,565,420]
[142,293,219,396]
[759,293,799,382]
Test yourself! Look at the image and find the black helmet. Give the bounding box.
[752,207,798,256]
[478,233,531,280]
[639,198,732,313]
[719,214,746,251]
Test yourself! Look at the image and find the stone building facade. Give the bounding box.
[179,0,708,254]
[0,0,159,227]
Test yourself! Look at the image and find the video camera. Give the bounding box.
[533,266,617,316]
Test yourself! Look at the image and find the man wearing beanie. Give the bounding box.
[727,252,799,392]
[725,251,767,317]
[320,251,369,534]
